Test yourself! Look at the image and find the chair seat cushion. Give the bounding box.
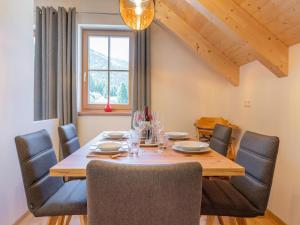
[202,178,262,217]
[36,180,87,216]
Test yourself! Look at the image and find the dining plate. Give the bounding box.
[173,141,209,151]
[103,131,128,139]
[172,145,210,154]
[165,132,189,140]
[97,141,123,151]
[88,149,127,156]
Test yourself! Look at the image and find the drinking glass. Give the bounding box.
[126,138,133,156]
[158,130,168,151]
[129,129,140,156]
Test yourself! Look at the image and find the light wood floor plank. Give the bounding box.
[17,214,284,225]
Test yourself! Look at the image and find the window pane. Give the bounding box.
[110,37,129,70]
[88,71,108,104]
[110,72,129,104]
[89,36,108,70]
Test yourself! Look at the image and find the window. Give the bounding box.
[82,30,134,112]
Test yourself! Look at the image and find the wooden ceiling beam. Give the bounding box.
[155,0,240,86]
[188,0,289,77]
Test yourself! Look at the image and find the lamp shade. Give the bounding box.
[120,0,155,31]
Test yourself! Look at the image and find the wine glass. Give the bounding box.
[132,111,141,131]
[132,111,146,152]
[132,111,144,130]
[151,112,159,127]
[151,113,163,134]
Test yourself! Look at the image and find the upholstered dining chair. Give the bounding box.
[202,131,279,225]
[87,161,203,225]
[209,124,232,157]
[15,129,87,225]
[58,123,80,159]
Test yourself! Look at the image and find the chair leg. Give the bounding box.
[206,216,216,225]
[57,216,65,225]
[236,217,247,225]
[47,216,59,225]
[63,215,72,225]
[218,216,236,225]
[80,215,88,225]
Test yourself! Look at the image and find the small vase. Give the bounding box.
[104,97,112,112]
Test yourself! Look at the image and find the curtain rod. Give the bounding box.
[76,11,120,16]
[35,7,120,15]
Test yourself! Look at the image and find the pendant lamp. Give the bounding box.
[120,0,155,31]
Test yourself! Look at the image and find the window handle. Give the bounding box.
[84,72,87,82]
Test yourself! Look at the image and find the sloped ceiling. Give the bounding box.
[155,0,300,85]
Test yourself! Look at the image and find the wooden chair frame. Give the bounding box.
[194,117,240,160]
[206,215,247,225]
[47,215,87,225]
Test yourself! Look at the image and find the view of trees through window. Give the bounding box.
[87,36,130,105]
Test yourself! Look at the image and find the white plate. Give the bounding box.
[165,132,189,139]
[97,142,123,151]
[172,145,210,154]
[104,131,128,139]
[90,149,127,155]
[173,141,209,151]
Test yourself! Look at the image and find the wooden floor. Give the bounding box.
[17,213,283,225]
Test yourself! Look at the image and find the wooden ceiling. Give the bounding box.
[236,0,300,45]
[155,0,300,85]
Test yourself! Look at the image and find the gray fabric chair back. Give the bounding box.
[87,161,202,225]
[231,131,279,214]
[15,130,64,215]
[209,124,232,156]
[58,124,80,159]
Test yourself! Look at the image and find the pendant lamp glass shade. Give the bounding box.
[120,0,155,31]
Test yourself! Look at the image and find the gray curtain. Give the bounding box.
[57,7,77,126]
[34,7,58,120]
[34,7,77,126]
[132,28,151,112]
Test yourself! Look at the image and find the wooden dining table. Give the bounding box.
[50,132,245,177]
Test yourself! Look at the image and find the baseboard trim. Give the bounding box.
[13,211,31,225]
[266,209,288,225]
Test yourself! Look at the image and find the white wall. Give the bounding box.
[78,116,131,144]
[0,0,59,224]
[151,23,233,135]
[226,44,300,225]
